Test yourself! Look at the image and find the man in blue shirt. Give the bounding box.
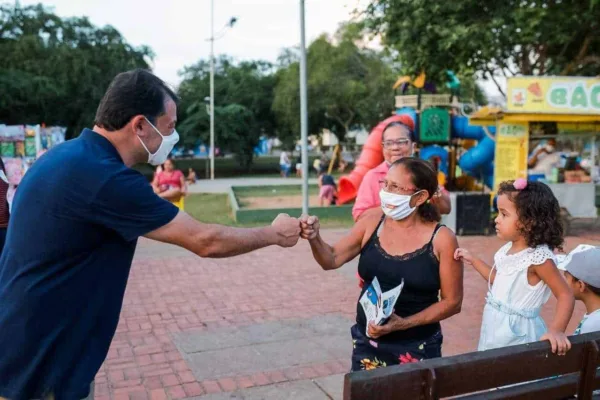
[0,69,301,400]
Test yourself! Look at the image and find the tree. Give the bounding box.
[361,0,600,98]
[0,3,152,137]
[176,56,277,168]
[272,23,398,145]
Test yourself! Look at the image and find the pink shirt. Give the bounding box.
[352,161,389,221]
[155,170,184,190]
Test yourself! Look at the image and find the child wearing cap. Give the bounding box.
[560,245,600,335]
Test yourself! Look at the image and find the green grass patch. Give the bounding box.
[234,185,320,198]
[185,193,354,228]
[184,193,237,226]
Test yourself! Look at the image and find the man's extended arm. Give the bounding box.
[145,212,301,258]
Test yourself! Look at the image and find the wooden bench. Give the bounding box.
[343,332,600,400]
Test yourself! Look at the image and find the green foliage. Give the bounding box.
[272,23,397,144]
[362,0,600,97]
[176,57,277,166]
[0,3,151,137]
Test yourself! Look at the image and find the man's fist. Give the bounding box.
[271,213,301,247]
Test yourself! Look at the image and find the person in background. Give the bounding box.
[318,171,337,207]
[280,150,291,177]
[528,138,557,170]
[313,157,323,175]
[0,157,9,252]
[560,246,600,335]
[152,158,186,203]
[295,155,303,177]
[352,120,451,221]
[338,158,349,173]
[186,168,197,184]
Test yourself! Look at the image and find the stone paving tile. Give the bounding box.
[187,379,332,400]
[313,374,345,400]
[98,230,597,398]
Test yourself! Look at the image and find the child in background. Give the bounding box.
[454,178,574,354]
[318,171,337,207]
[559,245,600,335]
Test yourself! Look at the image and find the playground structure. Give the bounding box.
[338,75,600,223]
[337,71,497,205]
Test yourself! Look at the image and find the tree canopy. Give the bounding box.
[272,23,398,146]
[361,0,600,97]
[0,3,152,137]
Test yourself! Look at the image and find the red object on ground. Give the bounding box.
[337,114,415,205]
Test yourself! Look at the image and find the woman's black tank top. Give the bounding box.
[356,216,443,342]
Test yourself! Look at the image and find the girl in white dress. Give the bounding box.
[454,178,574,355]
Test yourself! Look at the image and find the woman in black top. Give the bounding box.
[300,157,463,371]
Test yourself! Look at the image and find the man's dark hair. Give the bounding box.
[94,69,179,131]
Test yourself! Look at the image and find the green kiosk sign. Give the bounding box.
[419,108,450,143]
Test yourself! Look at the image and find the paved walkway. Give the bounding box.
[95,232,596,400]
[187,178,318,194]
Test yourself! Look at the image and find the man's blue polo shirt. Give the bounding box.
[0,129,179,399]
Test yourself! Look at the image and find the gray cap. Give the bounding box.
[562,245,600,288]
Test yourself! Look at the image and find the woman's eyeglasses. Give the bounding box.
[378,179,418,195]
[382,139,411,149]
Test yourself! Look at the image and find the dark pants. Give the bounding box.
[350,324,443,371]
[0,228,6,254]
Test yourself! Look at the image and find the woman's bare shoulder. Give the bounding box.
[356,208,384,244]
[432,225,458,249]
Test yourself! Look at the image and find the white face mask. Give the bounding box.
[379,189,420,220]
[138,117,179,166]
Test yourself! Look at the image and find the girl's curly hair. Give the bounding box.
[497,180,564,251]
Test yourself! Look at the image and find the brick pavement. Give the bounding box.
[95,230,598,399]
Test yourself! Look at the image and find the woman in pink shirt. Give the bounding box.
[352,121,451,221]
[152,158,186,202]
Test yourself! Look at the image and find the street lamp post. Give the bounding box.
[299,0,309,215]
[209,0,215,180]
[208,0,237,180]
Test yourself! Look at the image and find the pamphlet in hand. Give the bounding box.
[359,277,404,337]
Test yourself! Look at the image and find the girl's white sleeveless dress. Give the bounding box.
[478,242,556,351]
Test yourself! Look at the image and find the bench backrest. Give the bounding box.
[343,332,600,400]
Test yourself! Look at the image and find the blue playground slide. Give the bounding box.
[452,116,496,188]
[396,109,496,188]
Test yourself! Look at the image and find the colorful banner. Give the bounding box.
[507,77,600,114]
[493,122,529,191]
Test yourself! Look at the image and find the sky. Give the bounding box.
[22,0,503,97]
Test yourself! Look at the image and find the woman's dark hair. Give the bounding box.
[382,121,415,142]
[391,157,441,222]
[95,69,179,131]
[497,180,564,251]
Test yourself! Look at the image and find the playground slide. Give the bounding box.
[337,114,497,205]
[452,116,496,188]
[337,114,415,205]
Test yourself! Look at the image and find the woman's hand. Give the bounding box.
[540,329,571,356]
[367,314,409,339]
[299,214,320,240]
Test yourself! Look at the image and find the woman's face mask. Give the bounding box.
[379,189,422,220]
